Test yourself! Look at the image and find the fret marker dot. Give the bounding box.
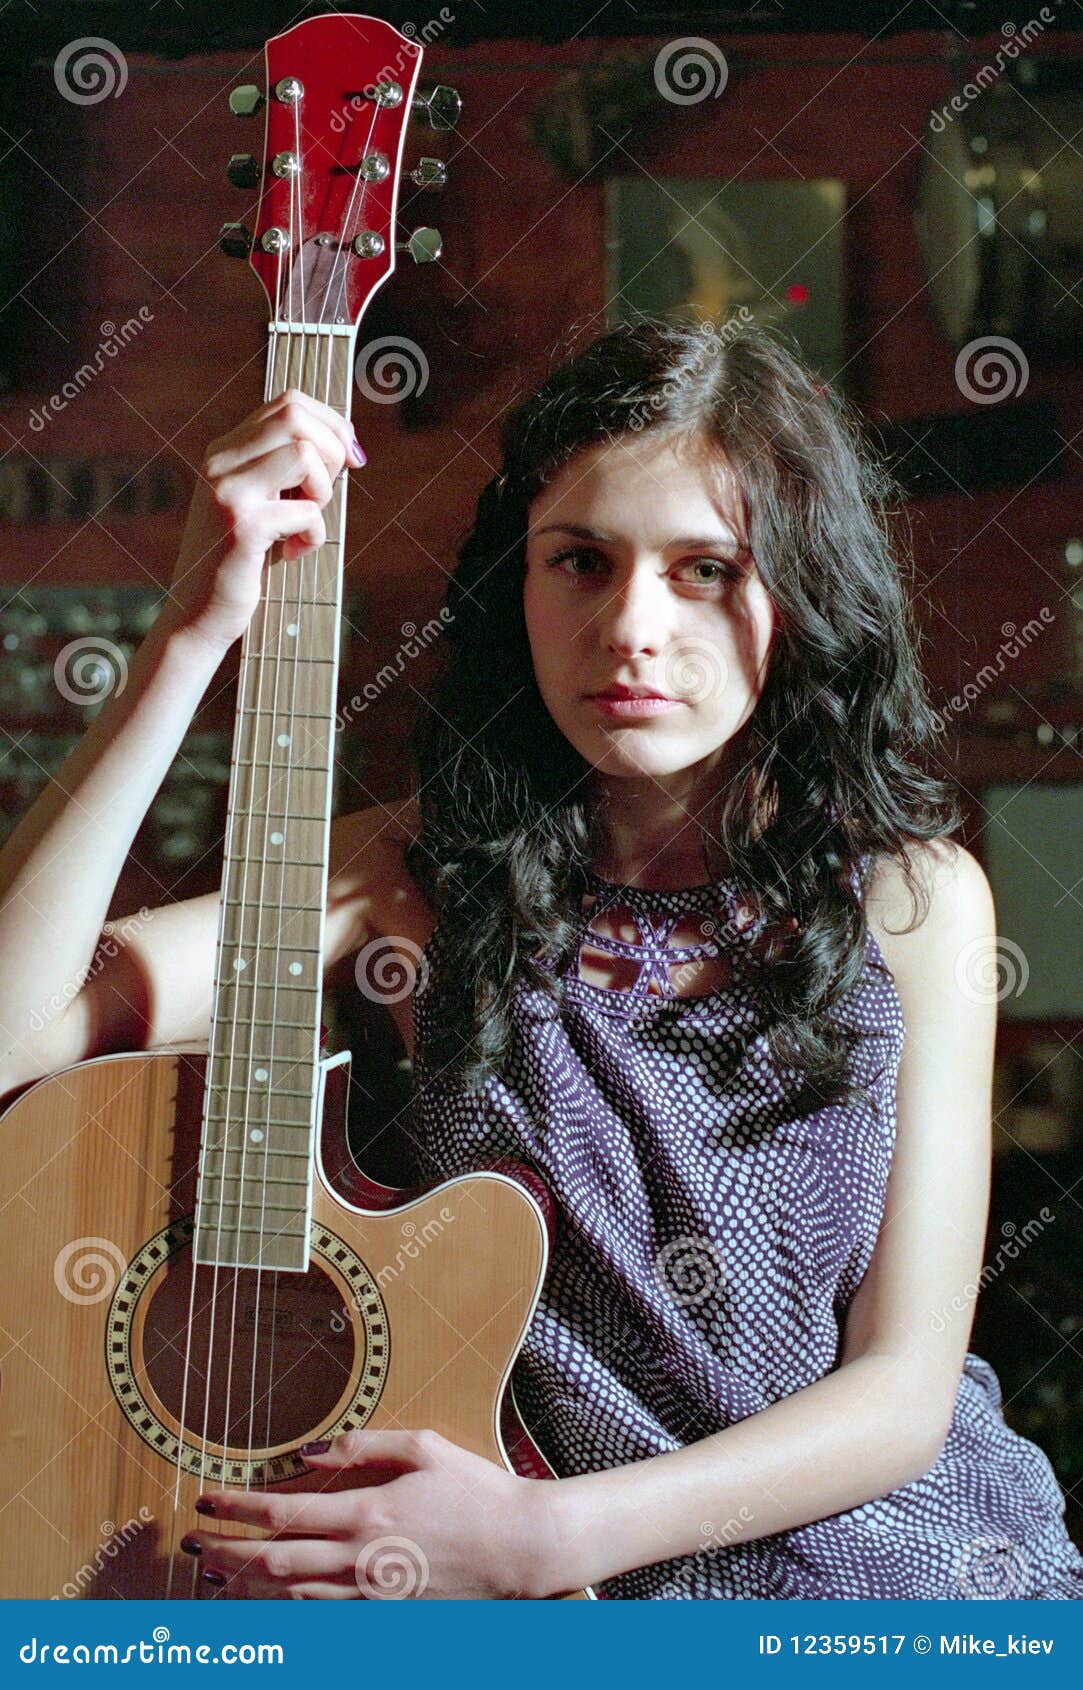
[254,1067,269,1082]
[289,961,303,976]
[286,623,298,636]
[277,733,291,747]
[250,1128,264,1143]
[270,831,284,845]
[233,957,247,971]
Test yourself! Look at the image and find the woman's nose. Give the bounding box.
[598,570,664,657]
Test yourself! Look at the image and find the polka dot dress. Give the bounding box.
[409,856,1083,1600]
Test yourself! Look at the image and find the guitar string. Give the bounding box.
[238,319,306,1468]
[164,66,300,1603]
[241,95,314,1473]
[166,65,397,1596]
[235,92,381,1483]
[193,169,300,1575]
[163,268,286,1589]
[163,430,270,1600]
[221,98,312,1493]
[164,201,291,1604]
[215,95,313,1498]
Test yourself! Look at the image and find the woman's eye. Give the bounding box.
[681,558,739,586]
[548,547,600,577]
[547,549,740,587]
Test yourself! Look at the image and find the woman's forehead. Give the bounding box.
[528,433,748,545]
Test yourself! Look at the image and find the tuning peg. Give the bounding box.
[411,85,461,130]
[229,84,264,117]
[396,227,443,264]
[407,157,447,190]
[226,153,261,190]
[218,222,253,259]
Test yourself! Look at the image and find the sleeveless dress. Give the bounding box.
[407,857,1083,1600]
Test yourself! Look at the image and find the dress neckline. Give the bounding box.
[583,864,737,901]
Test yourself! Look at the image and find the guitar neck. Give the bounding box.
[195,329,353,1272]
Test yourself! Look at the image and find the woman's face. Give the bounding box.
[523,431,777,788]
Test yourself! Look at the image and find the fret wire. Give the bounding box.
[214,946,321,959]
[228,760,331,775]
[238,654,338,666]
[194,1228,307,1241]
[202,1144,312,1159]
[203,1112,314,1126]
[214,978,320,989]
[243,601,337,615]
[199,1183,307,1196]
[235,709,335,723]
[207,1016,315,1030]
[223,813,327,824]
[198,1199,309,1215]
[209,1050,312,1063]
[224,857,326,870]
[217,899,321,912]
[203,1095,312,1108]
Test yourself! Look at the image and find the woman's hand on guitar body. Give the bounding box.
[166,388,366,654]
[180,1427,569,1600]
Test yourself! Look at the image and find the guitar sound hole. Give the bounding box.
[141,1251,356,1452]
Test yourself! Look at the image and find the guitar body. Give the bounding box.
[0,1050,594,1599]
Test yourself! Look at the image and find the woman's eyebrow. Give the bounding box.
[531,522,746,550]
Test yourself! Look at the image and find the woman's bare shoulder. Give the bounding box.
[329,794,435,955]
[863,838,995,990]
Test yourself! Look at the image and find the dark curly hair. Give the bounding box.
[404,315,962,1106]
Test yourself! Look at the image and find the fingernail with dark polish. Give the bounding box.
[202,1569,226,1587]
[180,1536,201,1556]
[194,1498,216,1515]
[300,1437,330,1455]
[347,432,366,468]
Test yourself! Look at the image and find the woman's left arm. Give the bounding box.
[538,839,999,1595]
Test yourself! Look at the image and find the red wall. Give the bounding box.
[3,25,1081,854]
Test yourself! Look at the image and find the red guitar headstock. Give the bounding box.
[218,12,459,328]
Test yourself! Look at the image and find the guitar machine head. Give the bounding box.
[216,11,460,330]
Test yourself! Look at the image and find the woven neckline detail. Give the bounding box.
[582,865,740,904]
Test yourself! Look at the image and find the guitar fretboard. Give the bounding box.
[195,329,353,1274]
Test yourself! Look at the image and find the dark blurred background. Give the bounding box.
[1,1,1081,1551]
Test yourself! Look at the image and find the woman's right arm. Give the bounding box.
[0,387,371,1105]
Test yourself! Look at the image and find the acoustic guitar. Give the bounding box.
[0,12,594,1601]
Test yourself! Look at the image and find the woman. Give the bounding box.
[0,317,1079,1600]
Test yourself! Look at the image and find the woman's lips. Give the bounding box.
[586,694,682,718]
